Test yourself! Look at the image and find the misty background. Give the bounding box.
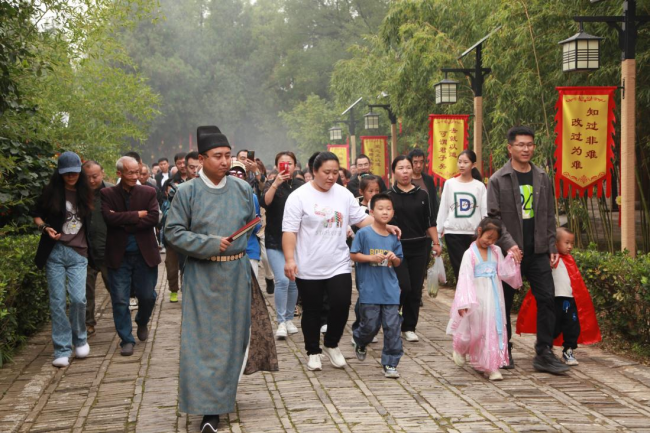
[121,0,390,166]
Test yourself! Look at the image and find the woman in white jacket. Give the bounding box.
[436,150,487,279]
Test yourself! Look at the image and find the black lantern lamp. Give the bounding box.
[364,111,380,130]
[328,126,343,141]
[559,22,603,72]
[434,73,459,104]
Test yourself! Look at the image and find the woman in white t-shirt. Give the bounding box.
[283,152,399,372]
[436,150,488,279]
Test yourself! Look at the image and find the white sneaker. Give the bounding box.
[52,357,69,368]
[275,322,287,339]
[307,354,322,371]
[129,298,138,310]
[403,331,419,342]
[452,350,466,366]
[285,321,299,335]
[488,371,503,381]
[75,343,90,359]
[320,324,328,334]
[322,346,347,368]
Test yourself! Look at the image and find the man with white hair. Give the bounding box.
[101,156,161,356]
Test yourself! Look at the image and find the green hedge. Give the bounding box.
[0,234,49,367]
[572,247,650,353]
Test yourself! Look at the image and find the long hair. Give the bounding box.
[40,170,93,218]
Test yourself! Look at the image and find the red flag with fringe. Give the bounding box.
[428,114,470,186]
[554,87,616,198]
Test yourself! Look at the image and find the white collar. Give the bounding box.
[199,169,226,189]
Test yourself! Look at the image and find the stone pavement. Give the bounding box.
[2,261,650,433]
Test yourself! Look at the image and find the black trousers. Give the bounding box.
[396,241,429,333]
[502,252,556,354]
[296,273,352,355]
[554,297,580,350]
[444,234,474,280]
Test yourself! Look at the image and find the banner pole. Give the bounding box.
[474,96,483,176]
[621,59,636,257]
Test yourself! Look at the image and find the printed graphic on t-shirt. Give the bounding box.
[369,248,390,267]
[314,203,343,235]
[63,200,82,234]
[520,185,535,219]
[453,192,478,218]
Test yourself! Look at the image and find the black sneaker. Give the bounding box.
[265,278,275,295]
[533,348,570,374]
[353,342,367,361]
[201,414,219,432]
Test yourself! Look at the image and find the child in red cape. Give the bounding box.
[516,227,601,366]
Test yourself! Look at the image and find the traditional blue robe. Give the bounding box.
[165,175,255,415]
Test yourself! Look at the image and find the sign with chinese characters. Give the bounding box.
[360,136,389,182]
[554,87,616,197]
[327,144,350,170]
[427,114,470,185]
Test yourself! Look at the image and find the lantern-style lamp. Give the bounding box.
[434,73,458,104]
[329,126,343,141]
[559,22,603,72]
[364,111,380,130]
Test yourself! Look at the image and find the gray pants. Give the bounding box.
[86,264,110,327]
[353,304,403,367]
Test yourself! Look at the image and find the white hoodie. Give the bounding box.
[436,177,488,235]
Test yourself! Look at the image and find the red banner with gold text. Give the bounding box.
[427,114,470,186]
[554,87,616,198]
[360,136,389,184]
[327,144,350,170]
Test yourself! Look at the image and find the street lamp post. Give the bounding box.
[366,104,398,164]
[436,27,500,176]
[563,0,649,256]
[332,97,363,164]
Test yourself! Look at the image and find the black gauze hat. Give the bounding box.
[197,126,230,153]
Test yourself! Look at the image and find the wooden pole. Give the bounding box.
[390,122,398,184]
[621,59,636,256]
[350,134,357,167]
[474,96,483,176]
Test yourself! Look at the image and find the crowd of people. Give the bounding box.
[31,125,601,432]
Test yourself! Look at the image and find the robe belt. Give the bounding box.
[200,252,245,262]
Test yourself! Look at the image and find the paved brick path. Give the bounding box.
[2,261,650,432]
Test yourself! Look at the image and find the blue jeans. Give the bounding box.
[45,243,88,358]
[108,252,158,346]
[267,247,298,323]
[353,304,403,367]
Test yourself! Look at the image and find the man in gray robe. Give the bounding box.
[165,125,256,433]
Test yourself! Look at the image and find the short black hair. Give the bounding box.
[359,174,380,192]
[370,192,392,210]
[152,162,159,168]
[158,157,168,163]
[356,154,371,165]
[312,151,339,172]
[124,151,141,164]
[82,160,102,170]
[507,126,535,144]
[391,155,412,173]
[408,148,426,159]
[185,151,199,163]
[237,149,248,157]
[556,226,574,240]
[174,152,187,163]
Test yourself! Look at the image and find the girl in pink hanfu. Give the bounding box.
[446,217,522,381]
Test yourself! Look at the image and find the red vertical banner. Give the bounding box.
[428,114,470,186]
[554,86,616,198]
[327,144,350,170]
[360,136,389,185]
